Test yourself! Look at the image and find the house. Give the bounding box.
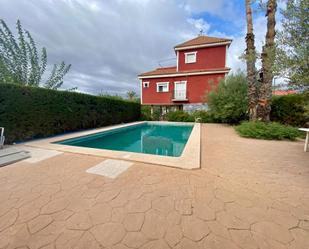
[138,35,232,115]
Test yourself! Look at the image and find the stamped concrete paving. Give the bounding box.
[0,124,308,249]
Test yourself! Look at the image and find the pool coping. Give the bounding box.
[23,121,201,170]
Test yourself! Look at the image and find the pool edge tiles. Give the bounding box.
[23,121,201,169]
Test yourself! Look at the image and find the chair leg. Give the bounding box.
[305,132,309,152]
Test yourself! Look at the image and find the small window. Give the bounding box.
[185,52,197,64]
[156,82,169,92]
[143,82,149,88]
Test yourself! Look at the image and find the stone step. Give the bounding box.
[0,147,22,157]
[0,151,31,167]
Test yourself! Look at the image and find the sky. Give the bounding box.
[0,0,284,95]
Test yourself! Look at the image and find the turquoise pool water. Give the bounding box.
[55,123,193,157]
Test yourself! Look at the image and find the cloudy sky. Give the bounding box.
[0,0,284,95]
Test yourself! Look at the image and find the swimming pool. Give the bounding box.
[55,122,193,157]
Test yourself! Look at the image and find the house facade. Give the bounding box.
[138,35,232,114]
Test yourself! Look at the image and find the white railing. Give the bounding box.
[174,90,187,100]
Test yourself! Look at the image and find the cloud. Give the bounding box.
[0,0,283,95]
[226,15,268,72]
[184,0,229,16]
[187,18,211,34]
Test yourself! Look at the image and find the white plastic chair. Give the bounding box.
[299,128,309,152]
[0,127,4,149]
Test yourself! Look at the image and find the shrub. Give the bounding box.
[141,105,152,120]
[0,83,140,143]
[207,72,248,124]
[235,121,301,140]
[140,106,161,121]
[152,106,161,121]
[270,94,309,127]
[165,110,194,122]
[191,110,214,123]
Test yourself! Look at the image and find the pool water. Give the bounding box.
[55,123,193,157]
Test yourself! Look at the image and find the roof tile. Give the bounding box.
[174,35,232,49]
[139,66,230,77]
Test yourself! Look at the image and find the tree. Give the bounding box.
[126,91,138,101]
[258,0,277,121]
[276,0,309,88]
[245,0,258,121]
[207,72,248,123]
[0,19,71,89]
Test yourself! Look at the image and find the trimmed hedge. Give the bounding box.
[235,121,301,141]
[0,83,140,143]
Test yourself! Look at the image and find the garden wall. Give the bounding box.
[0,83,141,143]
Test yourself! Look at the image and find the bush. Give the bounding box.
[152,106,161,121]
[165,110,194,122]
[207,72,248,124]
[140,106,161,121]
[140,105,152,120]
[270,94,309,127]
[0,83,140,143]
[235,121,301,140]
[191,110,214,123]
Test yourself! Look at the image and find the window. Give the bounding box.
[143,82,149,88]
[156,82,169,92]
[185,52,197,64]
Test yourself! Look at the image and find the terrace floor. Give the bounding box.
[0,124,309,249]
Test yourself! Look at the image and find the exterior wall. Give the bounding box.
[141,73,225,105]
[178,45,226,71]
[183,103,209,113]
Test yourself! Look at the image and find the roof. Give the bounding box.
[273,90,298,96]
[140,66,177,76]
[174,35,232,50]
[139,66,230,78]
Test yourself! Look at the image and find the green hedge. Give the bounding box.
[270,94,309,127]
[0,83,140,143]
[235,121,301,140]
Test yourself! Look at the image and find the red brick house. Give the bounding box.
[138,35,232,114]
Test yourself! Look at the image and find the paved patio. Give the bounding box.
[0,124,308,249]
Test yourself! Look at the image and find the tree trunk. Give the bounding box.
[245,0,258,121]
[257,0,277,121]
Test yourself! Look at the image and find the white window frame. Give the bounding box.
[185,51,197,64]
[143,81,149,88]
[176,51,179,72]
[174,81,187,100]
[156,82,169,92]
[174,81,187,89]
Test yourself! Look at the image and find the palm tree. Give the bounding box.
[126,91,138,101]
[245,0,258,121]
[258,0,277,121]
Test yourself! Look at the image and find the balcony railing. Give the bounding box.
[173,90,188,101]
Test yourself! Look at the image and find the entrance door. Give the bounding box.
[174,81,187,100]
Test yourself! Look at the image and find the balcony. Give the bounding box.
[172,89,188,101]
